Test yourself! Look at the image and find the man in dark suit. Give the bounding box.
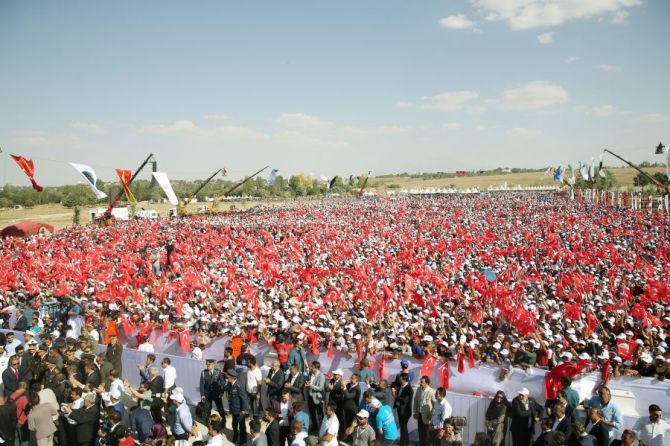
[2,356,21,397]
[552,403,573,442]
[200,359,225,420]
[82,362,101,389]
[146,366,164,396]
[0,395,18,444]
[13,309,28,332]
[586,407,610,446]
[63,393,100,446]
[393,372,414,446]
[17,344,34,381]
[510,388,542,446]
[225,369,249,445]
[285,363,305,404]
[263,407,281,446]
[265,360,285,409]
[128,405,153,443]
[534,418,564,446]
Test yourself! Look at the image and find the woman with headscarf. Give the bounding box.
[485,390,510,446]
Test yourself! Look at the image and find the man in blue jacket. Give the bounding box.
[225,369,249,445]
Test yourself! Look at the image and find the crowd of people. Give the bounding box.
[0,193,668,445]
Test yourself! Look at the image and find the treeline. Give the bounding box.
[0,174,366,208]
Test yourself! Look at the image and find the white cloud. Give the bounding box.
[13,135,48,146]
[500,81,569,110]
[341,125,411,136]
[420,90,479,112]
[565,56,579,64]
[395,101,413,109]
[471,0,642,30]
[439,14,477,30]
[203,114,230,121]
[612,10,629,24]
[140,120,200,134]
[466,105,487,114]
[442,122,462,130]
[276,131,350,149]
[507,127,543,138]
[596,63,622,72]
[277,113,332,129]
[537,32,553,44]
[71,121,106,135]
[212,125,268,140]
[585,104,617,117]
[635,113,670,123]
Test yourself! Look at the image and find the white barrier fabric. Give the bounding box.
[4,329,668,442]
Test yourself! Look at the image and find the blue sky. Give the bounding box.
[1,0,669,186]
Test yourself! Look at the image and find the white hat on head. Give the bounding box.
[518,388,530,396]
[356,409,369,419]
[170,392,185,403]
[332,369,343,376]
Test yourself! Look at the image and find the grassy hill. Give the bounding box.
[369,166,666,191]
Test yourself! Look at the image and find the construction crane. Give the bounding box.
[603,149,669,192]
[208,165,269,212]
[177,168,226,215]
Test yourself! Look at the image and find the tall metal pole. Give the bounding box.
[104,153,155,215]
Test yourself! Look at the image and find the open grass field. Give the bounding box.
[368,166,666,191]
[0,166,665,232]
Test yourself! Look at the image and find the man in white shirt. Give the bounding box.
[246,357,263,420]
[4,332,21,356]
[319,402,339,446]
[161,357,177,396]
[137,336,154,353]
[431,387,452,442]
[633,404,670,446]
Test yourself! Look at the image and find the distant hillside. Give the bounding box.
[369,166,667,191]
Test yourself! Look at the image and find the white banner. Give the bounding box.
[152,171,179,205]
[68,162,107,199]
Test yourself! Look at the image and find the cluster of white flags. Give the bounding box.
[68,163,178,205]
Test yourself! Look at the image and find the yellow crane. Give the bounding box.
[177,168,226,215]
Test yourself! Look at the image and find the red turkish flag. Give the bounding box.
[439,361,451,389]
[327,339,334,358]
[178,330,191,352]
[616,339,638,361]
[421,354,437,378]
[457,350,465,374]
[10,154,43,191]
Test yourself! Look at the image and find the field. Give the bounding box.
[0,166,665,232]
[368,166,666,191]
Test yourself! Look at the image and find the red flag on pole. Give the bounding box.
[178,329,192,352]
[115,169,136,202]
[327,339,334,358]
[467,345,476,368]
[420,354,436,378]
[457,349,465,374]
[439,361,451,389]
[10,154,43,191]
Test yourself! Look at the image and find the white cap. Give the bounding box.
[356,409,369,419]
[518,388,530,396]
[170,392,185,403]
[332,369,343,376]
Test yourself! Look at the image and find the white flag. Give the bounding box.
[152,172,179,205]
[69,162,107,199]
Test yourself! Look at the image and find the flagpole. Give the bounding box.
[102,153,155,219]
